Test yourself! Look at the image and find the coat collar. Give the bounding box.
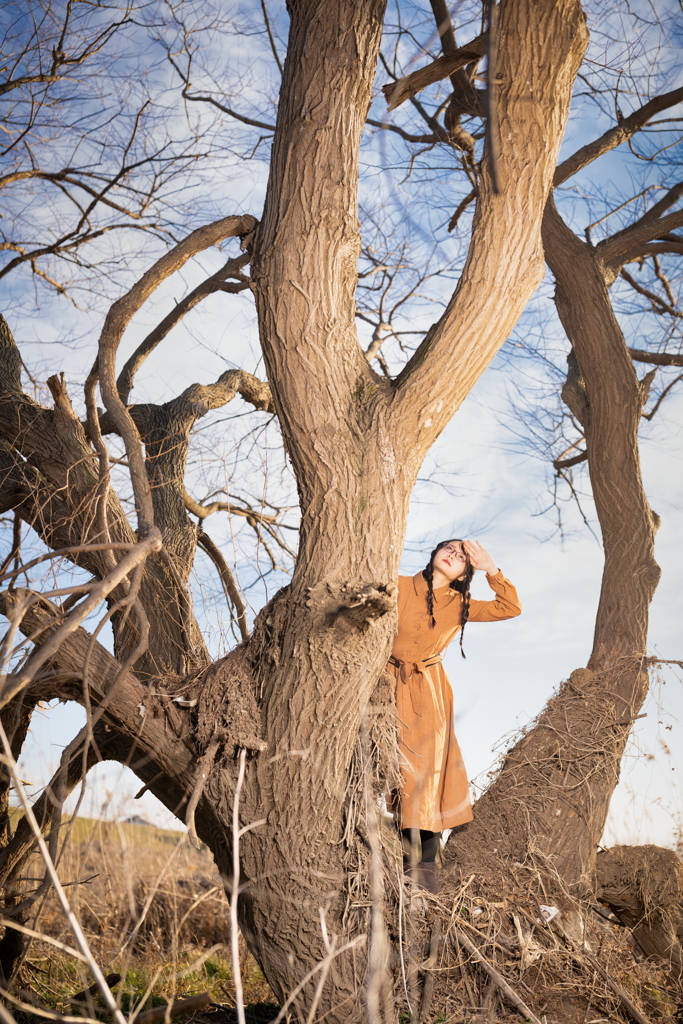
[411,570,455,600]
[412,570,428,596]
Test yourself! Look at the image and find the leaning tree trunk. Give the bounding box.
[446,195,661,907]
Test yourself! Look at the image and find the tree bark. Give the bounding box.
[242,0,586,1013]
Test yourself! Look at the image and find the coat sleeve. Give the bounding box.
[468,569,522,622]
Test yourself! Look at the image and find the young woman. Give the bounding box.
[387,538,521,893]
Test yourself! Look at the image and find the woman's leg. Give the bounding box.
[418,830,441,894]
[419,830,441,863]
[400,829,441,893]
[400,828,420,868]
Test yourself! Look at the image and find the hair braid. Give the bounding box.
[423,539,474,657]
[454,563,474,659]
[423,558,437,628]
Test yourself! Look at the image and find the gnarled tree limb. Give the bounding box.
[116,253,253,406]
[95,214,258,535]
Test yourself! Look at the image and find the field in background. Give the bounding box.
[9,812,276,1019]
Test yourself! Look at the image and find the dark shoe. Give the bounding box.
[403,861,419,885]
[418,861,439,894]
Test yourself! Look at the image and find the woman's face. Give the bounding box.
[432,541,468,582]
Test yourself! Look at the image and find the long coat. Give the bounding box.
[387,569,522,831]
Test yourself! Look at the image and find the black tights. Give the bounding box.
[401,828,441,864]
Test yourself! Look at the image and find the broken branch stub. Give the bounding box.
[382,34,487,110]
[307,581,397,631]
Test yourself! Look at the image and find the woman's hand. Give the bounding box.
[463,540,498,576]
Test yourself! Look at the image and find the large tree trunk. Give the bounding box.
[446,196,661,907]
[238,0,586,1013]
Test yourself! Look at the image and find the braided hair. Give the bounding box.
[423,539,474,658]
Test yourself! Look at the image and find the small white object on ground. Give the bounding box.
[538,904,560,924]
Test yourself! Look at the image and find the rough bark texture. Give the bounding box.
[597,845,683,990]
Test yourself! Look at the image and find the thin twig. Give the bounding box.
[231,749,248,1024]
[185,736,222,848]
[0,542,134,586]
[0,729,128,1024]
[452,925,543,1024]
[197,532,249,642]
[1,532,161,705]
[552,919,651,1024]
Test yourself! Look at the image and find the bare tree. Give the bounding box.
[0,0,238,307]
[0,0,592,1017]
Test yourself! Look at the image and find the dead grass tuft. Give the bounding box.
[7,814,276,1019]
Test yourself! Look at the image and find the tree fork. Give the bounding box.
[243,0,587,1014]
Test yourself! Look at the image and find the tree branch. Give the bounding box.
[642,372,683,421]
[197,532,249,642]
[365,117,442,144]
[616,241,683,264]
[182,89,276,131]
[381,33,487,111]
[0,587,197,787]
[620,268,682,318]
[429,0,483,120]
[1,532,161,706]
[553,449,587,471]
[599,208,683,269]
[116,253,252,405]
[628,347,683,367]
[168,369,274,421]
[259,0,284,75]
[0,74,62,97]
[448,188,478,231]
[554,86,683,186]
[0,169,144,220]
[95,214,257,534]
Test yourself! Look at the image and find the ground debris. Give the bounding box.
[398,868,681,1024]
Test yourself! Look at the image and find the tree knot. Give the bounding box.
[307,580,397,632]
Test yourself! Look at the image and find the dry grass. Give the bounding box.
[5,810,682,1024]
[8,813,277,1021]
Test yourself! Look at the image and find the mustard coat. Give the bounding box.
[387,569,522,831]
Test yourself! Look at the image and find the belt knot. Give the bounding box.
[388,654,442,685]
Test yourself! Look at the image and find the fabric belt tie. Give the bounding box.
[388,655,442,718]
[389,654,442,685]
